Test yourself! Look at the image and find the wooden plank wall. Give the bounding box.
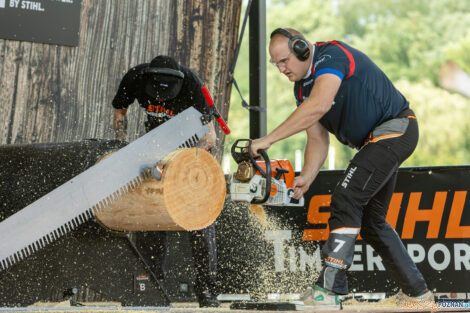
[0,0,241,157]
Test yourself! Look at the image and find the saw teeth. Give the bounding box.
[0,149,198,271]
[0,109,209,272]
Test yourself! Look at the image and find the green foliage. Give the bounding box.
[344,0,470,84]
[445,31,470,74]
[224,0,470,172]
[396,80,470,166]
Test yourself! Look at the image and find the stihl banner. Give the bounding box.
[0,0,81,46]
[217,166,470,294]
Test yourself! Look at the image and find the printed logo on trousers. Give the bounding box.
[341,166,357,188]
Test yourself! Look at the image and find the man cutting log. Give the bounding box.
[111,55,220,307]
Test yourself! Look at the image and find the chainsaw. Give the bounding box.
[228,139,304,206]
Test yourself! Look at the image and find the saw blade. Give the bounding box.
[0,107,208,270]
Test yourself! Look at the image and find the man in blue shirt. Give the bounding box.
[251,28,432,309]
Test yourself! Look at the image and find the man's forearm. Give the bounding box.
[266,101,324,146]
[301,125,330,184]
[113,109,128,141]
[301,141,324,184]
[265,74,341,146]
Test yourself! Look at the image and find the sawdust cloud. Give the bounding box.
[216,200,320,300]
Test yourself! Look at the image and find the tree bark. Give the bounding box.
[0,0,241,159]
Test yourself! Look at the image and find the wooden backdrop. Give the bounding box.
[0,0,242,159]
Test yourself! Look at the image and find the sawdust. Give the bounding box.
[218,201,320,300]
[342,293,401,310]
[28,301,71,307]
[374,294,401,307]
[248,204,268,227]
[29,301,121,308]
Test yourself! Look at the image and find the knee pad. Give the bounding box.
[322,231,359,270]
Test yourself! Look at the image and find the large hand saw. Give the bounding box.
[0,107,208,271]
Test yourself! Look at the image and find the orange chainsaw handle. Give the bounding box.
[201,85,230,134]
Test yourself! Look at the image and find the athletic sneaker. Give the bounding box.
[197,291,220,308]
[297,285,341,311]
[396,289,435,308]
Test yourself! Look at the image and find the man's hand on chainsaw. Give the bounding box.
[292,175,312,199]
[250,137,272,157]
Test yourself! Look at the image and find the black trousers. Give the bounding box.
[136,225,218,296]
[316,109,428,296]
[139,118,218,297]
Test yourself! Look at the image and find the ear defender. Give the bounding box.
[270,28,310,62]
[143,67,185,100]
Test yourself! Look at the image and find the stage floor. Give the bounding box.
[2,300,469,313]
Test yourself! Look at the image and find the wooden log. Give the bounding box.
[95,148,226,231]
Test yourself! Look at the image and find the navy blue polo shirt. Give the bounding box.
[294,41,409,149]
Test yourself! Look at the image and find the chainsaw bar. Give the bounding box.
[0,107,208,271]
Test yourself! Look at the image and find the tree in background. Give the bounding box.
[225,0,470,171]
[445,31,470,74]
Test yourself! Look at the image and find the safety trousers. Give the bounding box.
[136,225,218,296]
[316,109,428,296]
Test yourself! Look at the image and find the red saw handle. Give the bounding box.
[201,85,230,134]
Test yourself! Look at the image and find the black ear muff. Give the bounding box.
[290,35,310,61]
[143,67,184,100]
[270,28,310,62]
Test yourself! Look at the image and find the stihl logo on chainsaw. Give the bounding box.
[228,139,304,207]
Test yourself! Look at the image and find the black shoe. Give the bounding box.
[197,291,220,308]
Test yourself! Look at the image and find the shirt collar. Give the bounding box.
[302,44,315,79]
